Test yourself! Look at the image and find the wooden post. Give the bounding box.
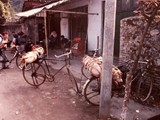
[44,10,48,58]
[35,17,38,44]
[99,0,117,119]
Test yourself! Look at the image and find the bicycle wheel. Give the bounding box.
[16,54,31,70]
[23,62,46,87]
[81,65,91,79]
[83,77,100,106]
[137,74,153,102]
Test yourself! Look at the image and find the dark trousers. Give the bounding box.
[0,50,9,68]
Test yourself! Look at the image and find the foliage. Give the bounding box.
[0,0,15,24]
[134,0,160,19]
[121,0,160,120]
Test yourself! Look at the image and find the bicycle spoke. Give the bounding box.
[23,63,46,87]
[81,65,91,79]
[86,92,100,99]
[83,77,100,106]
[16,55,31,70]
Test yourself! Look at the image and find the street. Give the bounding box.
[0,50,160,120]
[0,51,99,120]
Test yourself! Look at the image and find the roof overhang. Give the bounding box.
[16,0,69,17]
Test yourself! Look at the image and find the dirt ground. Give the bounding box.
[0,64,99,120]
[0,50,160,120]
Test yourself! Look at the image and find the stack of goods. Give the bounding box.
[21,45,44,64]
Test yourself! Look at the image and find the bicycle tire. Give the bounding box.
[23,62,46,87]
[83,77,100,106]
[16,55,31,70]
[137,74,153,102]
[81,65,91,79]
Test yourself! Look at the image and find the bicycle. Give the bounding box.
[82,59,142,106]
[136,58,160,103]
[0,45,31,71]
[22,50,81,94]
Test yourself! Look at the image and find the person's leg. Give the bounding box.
[1,51,9,68]
[51,40,55,50]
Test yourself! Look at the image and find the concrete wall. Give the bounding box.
[0,24,21,41]
[22,17,44,43]
[60,13,69,38]
[59,0,103,51]
[87,0,103,51]
[59,0,138,54]
[22,18,37,43]
[120,16,160,64]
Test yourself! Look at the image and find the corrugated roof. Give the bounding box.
[16,0,69,17]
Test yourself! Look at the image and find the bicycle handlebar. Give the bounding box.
[55,50,72,58]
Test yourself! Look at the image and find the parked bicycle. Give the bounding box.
[136,58,160,103]
[22,50,81,94]
[82,59,141,106]
[0,45,30,71]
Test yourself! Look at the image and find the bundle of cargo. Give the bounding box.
[82,55,102,78]
[82,55,122,86]
[21,45,45,64]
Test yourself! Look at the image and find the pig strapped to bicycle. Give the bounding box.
[82,55,123,86]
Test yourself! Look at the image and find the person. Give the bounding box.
[17,31,26,52]
[0,33,9,69]
[25,38,34,52]
[60,35,71,51]
[2,32,10,47]
[11,32,19,47]
[49,31,58,50]
[0,34,4,48]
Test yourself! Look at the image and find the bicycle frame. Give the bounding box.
[24,50,81,94]
[0,46,21,63]
[47,58,81,94]
[9,47,20,63]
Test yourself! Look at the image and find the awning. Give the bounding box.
[16,0,69,17]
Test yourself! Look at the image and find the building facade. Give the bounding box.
[17,0,138,56]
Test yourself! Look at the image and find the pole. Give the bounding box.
[99,0,117,119]
[44,9,48,58]
[46,9,99,16]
